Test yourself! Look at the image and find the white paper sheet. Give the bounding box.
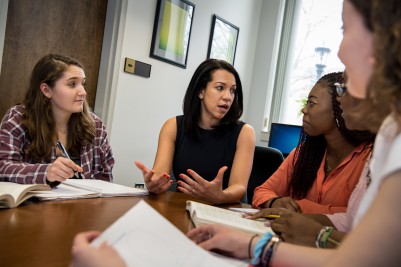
[92,200,247,267]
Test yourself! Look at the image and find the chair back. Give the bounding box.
[245,146,284,204]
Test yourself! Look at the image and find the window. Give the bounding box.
[268,0,344,127]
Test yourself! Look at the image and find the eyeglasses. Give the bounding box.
[334,82,347,97]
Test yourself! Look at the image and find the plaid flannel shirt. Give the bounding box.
[0,105,114,184]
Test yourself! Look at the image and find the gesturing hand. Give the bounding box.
[134,161,172,194]
[177,166,227,204]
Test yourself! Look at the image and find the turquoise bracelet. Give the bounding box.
[250,232,273,265]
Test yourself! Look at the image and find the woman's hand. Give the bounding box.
[70,231,126,267]
[244,207,284,220]
[269,197,301,212]
[248,208,322,246]
[134,161,172,194]
[187,224,253,259]
[46,157,83,182]
[177,166,227,204]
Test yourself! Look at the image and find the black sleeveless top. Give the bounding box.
[172,115,245,190]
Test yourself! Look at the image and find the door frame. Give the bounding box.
[0,0,126,137]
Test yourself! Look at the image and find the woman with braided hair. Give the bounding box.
[253,71,374,214]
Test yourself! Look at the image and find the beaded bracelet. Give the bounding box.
[250,232,273,265]
[268,197,281,208]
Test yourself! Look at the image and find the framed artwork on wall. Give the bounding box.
[207,14,239,65]
[150,0,195,68]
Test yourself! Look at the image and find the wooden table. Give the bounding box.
[0,192,247,267]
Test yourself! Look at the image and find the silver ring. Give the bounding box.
[192,188,195,193]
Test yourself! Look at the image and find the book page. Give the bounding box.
[0,182,50,208]
[186,201,273,235]
[63,179,148,196]
[92,200,244,267]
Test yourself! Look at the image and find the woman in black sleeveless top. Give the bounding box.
[135,59,255,204]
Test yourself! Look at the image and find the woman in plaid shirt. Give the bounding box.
[0,54,114,186]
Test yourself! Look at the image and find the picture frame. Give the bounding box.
[207,15,239,65]
[150,0,195,69]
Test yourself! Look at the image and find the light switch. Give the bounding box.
[123,58,151,78]
[124,58,135,74]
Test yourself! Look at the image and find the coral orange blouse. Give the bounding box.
[252,143,372,214]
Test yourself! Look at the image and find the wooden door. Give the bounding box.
[0,0,108,120]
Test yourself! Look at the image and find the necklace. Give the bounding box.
[325,145,354,174]
[57,128,68,134]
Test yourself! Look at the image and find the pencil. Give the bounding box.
[264,214,280,219]
[248,213,280,219]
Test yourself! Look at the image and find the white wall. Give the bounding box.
[106,0,285,186]
[246,0,285,146]
[0,0,283,186]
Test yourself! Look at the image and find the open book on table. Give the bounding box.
[186,201,273,235]
[0,182,50,208]
[34,179,148,200]
[92,200,247,267]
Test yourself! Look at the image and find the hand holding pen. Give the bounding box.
[57,140,83,178]
[45,141,83,183]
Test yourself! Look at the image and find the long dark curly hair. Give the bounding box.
[288,72,375,199]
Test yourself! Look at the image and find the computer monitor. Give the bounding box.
[268,123,302,157]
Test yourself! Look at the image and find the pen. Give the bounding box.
[57,140,81,178]
[57,140,71,159]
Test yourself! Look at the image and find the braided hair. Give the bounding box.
[288,72,375,199]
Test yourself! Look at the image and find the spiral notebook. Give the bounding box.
[35,179,148,200]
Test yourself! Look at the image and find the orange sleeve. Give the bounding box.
[296,199,347,214]
[252,149,296,208]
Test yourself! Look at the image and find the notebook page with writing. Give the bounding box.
[92,200,246,267]
[63,179,148,197]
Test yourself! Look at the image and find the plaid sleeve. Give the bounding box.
[0,106,49,184]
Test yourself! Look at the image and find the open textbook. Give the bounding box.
[35,179,148,200]
[0,182,50,208]
[186,201,273,235]
[92,200,247,267]
[0,180,148,208]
